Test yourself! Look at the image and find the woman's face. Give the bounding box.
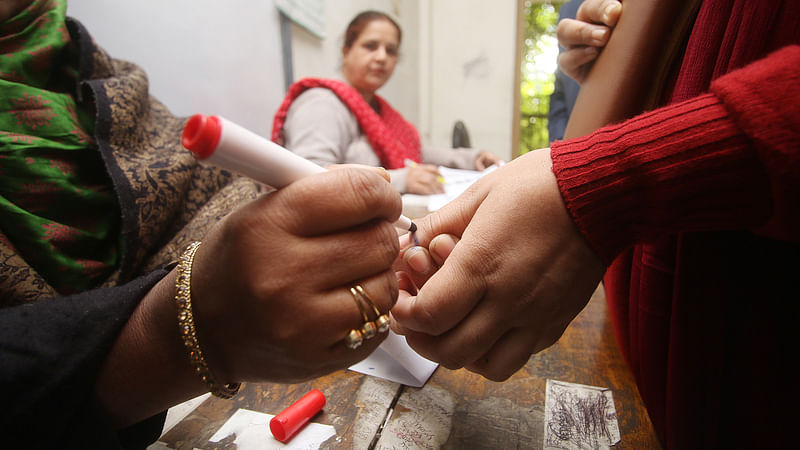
[341,19,399,98]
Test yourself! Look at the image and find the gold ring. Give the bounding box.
[345,284,390,349]
[354,285,390,333]
[345,329,364,349]
[350,286,377,339]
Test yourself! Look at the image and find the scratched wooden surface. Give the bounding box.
[158,370,397,449]
[375,285,661,449]
[157,284,660,449]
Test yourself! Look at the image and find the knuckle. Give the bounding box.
[580,25,596,42]
[479,357,525,382]
[344,169,402,225]
[583,0,605,20]
[439,353,465,370]
[575,1,588,17]
[268,313,306,343]
[377,271,399,310]
[483,366,514,382]
[411,298,447,335]
[556,52,568,69]
[376,222,400,261]
[555,21,570,41]
[441,361,463,371]
[360,224,399,273]
[346,168,387,212]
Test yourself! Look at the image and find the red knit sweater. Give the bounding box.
[551,2,800,448]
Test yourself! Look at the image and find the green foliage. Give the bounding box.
[519,1,561,155]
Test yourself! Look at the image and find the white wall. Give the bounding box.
[290,0,517,161]
[65,0,519,157]
[423,0,517,159]
[66,0,285,138]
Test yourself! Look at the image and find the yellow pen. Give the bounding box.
[405,158,446,184]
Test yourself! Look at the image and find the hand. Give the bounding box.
[395,233,459,295]
[191,166,402,383]
[390,149,605,381]
[473,151,502,171]
[557,0,621,83]
[406,163,446,194]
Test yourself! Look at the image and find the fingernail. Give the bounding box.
[591,28,607,43]
[603,3,620,23]
[430,234,457,260]
[406,247,432,275]
[377,167,390,181]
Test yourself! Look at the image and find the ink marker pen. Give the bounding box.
[181,114,417,233]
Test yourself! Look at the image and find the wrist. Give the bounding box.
[176,241,241,399]
[94,269,207,428]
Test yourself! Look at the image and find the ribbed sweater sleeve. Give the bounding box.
[551,46,800,264]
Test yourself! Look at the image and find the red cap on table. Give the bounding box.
[269,388,326,442]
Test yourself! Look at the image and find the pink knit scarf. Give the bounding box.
[272,78,422,169]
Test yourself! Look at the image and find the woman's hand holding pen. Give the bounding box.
[390,149,605,381]
[406,162,446,195]
[474,151,502,170]
[189,167,401,384]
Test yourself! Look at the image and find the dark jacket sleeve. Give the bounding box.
[0,268,170,449]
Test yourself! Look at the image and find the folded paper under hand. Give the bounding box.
[348,330,438,387]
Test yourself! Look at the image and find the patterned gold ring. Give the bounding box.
[354,285,390,333]
[345,329,364,349]
[350,285,377,339]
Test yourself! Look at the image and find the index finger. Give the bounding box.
[327,163,391,183]
[421,165,443,178]
[390,240,486,336]
[391,197,490,335]
[556,18,610,50]
[275,167,402,235]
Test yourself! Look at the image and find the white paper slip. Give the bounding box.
[428,164,499,211]
[209,408,335,449]
[349,330,438,387]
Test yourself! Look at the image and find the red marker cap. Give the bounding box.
[269,388,326,443]
[182,114,222,159]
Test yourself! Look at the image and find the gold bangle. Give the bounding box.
[176,241,240,399]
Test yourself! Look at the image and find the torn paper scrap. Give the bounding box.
[544,379,621,450]
[209,408,335,449]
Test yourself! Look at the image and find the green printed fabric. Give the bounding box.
[0,0,120,294]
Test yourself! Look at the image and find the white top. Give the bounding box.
[280,88,480,193]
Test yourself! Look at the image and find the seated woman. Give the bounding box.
[272,10,501,195]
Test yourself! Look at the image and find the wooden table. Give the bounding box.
[157,283,660,449]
